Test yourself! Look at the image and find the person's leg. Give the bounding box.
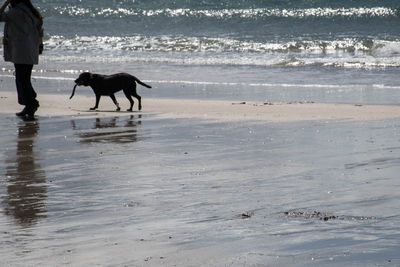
[14,64,39,117]
[14,64,28,106]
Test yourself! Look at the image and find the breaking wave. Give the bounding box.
[45,35,400,54]
[41,35,400,68]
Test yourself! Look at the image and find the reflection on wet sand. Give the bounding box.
[4,120,47,227]
[71,115,144,143]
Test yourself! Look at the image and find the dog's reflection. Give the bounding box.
[71,115,143,143]
[4,120,47,227]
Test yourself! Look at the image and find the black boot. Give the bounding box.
[25,100,40,120]
[16,106,28,117]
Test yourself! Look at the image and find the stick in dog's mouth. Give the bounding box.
[70,84,78,99]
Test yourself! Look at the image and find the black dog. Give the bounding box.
[70,72,151,111]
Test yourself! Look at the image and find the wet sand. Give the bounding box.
[1,92,400,266]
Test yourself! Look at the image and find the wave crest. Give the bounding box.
[40,35,400,68]
[45,35,400,54]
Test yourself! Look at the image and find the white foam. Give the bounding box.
[44,35,396,54]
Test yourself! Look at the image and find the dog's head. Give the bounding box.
[70,72,94,99]
[74,72,93,86]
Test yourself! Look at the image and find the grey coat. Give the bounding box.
[0,3,43,65]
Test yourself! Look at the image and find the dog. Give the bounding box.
[70,72,151,111]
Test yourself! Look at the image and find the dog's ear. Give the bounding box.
[81,72,92,81]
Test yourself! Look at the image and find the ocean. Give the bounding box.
[40,0,400,67]
[1,0,400,103]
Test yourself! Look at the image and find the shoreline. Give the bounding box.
[1,91,400,123]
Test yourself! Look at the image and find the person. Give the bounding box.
[0,0,43,119]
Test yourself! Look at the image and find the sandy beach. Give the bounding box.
[1,90,400,266]
[2,91,400,122]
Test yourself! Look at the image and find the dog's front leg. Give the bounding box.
[90,94,101,110]
[110,94,121,111]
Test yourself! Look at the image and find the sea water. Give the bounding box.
[2,0,400,103]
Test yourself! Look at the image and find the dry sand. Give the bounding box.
[1,91,400,123]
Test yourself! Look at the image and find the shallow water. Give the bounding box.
[2,62,400,106]
[3,0,400,101]
[1,112,400,265]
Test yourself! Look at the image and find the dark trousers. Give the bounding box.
[14,64,37,106]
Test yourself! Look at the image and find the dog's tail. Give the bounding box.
[135,77,152,89]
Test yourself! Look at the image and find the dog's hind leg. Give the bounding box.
[123,89,134,111]
[127,84,142,111]
[133,93,142,111]
[109,94,121,111]
[90,94,101,110]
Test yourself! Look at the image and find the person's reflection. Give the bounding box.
[4,119,46,226]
